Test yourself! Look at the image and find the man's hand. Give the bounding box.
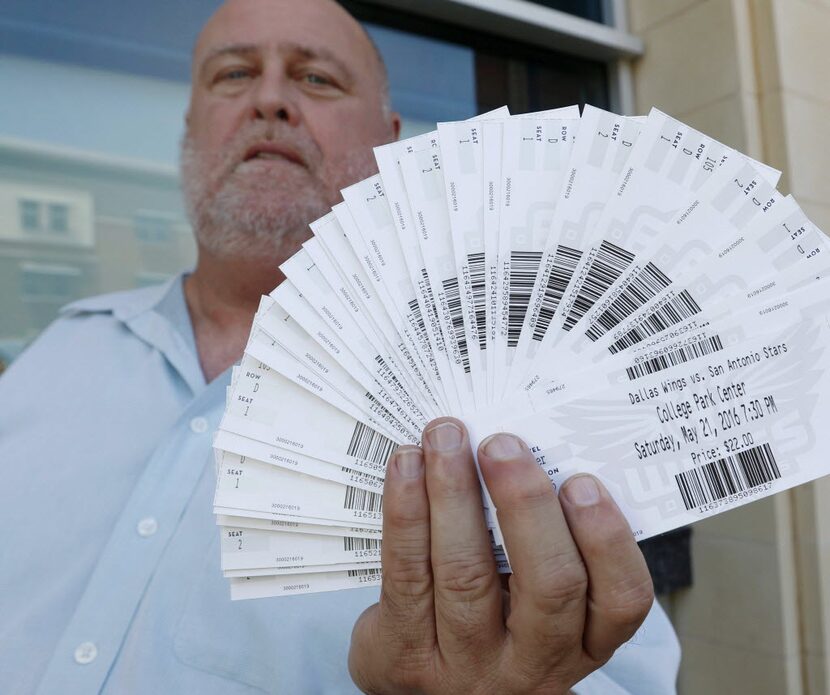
[349,417,654,695]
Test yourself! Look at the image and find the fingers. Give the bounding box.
[377,446,436,656]
[477,433,587,666]
[422,418,504,657]
[350,445,439,694]
[558,474,654,663]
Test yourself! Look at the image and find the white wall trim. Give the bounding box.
[0,136,180,181]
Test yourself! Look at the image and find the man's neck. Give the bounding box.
[184,247,286,382]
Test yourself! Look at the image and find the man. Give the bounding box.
[0,0,680,692]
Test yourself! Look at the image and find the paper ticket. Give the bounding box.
[216,514,382,539]
[493,116,579,399]
[217,424,383,498]
[214,505,380,533]
[224,561,381,578]
[518,112,782,392]
[337,180,443,414]
[303,227,434,416]
[435,107,580,408]
[252,297,416,442]
[373,108,512,414]
[309,211,437,416]
[563,189,822,374]
[245,327,410,443]
[229,567,382,600]
[481,119,504,404]
[539,108,780,364]
[399,145,480,412]
[508,106,645,389]
[551,156,784,370]
[269,280,421,439]
[221,356,399,476]
[220,525,382,570]
[280,250,428,426]
[214,450,383,527]
[470,284,830,544]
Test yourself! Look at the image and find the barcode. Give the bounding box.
[343,485,383,512]
[675,443,780,511]
[508,251,543,347]
[419,268,447,353]
[344,537,381,551]
[442,276,470,372]
[407,297,439,380]
[532,245,582,342]
[468,252,487,351]
[346,421,397,467]
[347,568,382,579]
[340,463,384,488]
[563,241,635,331]
[374,355,403,391]
[374,355,423,421]
[407,297,428,348]
[608,290,702,355]
[584,262,672,342]
[625,335,724,380]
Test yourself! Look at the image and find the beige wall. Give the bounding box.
[628,1,830,693]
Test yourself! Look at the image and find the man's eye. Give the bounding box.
[219,68,252,81]
[302,73,334,87]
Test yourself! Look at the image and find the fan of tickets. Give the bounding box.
[214,104,830,600]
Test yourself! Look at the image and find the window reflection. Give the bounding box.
[0,7,608,368]
[19,200,41,232]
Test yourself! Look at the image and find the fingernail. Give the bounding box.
[481,433,524,461]
[562,475,601,507]
[425,421,463,452]
[394,447,423,479]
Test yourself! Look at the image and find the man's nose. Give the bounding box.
[251,74,301,126]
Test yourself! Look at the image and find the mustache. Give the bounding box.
[187,122,324,184]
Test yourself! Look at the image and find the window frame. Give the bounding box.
[354,0,640,114]
[19,261,83,303]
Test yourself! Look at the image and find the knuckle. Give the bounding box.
[531,555,588,616]
[383,489,428,527]
[381,563,432,603]
[596,574,655,628]
[433,551,496,602]
[592,515,638,550]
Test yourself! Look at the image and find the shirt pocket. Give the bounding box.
[172,538,374,695]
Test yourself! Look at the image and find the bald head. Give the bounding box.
[191,0,390,114]
[181,0,400,263]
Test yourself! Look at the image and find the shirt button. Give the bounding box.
[137,517,158,537]
[74,641,98,665]
[190,417,208,434]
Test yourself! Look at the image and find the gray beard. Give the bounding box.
[180,133,377,262]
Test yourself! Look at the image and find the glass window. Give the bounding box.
[0,2,610,367]
[47,203,70,234]
[19,199,42,233]
[135,212,174,244]
[20,263,82,301]
[525,0,606,23]
[356,5,610,121]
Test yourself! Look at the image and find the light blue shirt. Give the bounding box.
[0,275,680,694]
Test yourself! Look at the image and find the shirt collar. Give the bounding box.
[60,273,207,395]
[60,275,181,323]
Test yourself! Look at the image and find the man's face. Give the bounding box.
[182,0,399,259]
